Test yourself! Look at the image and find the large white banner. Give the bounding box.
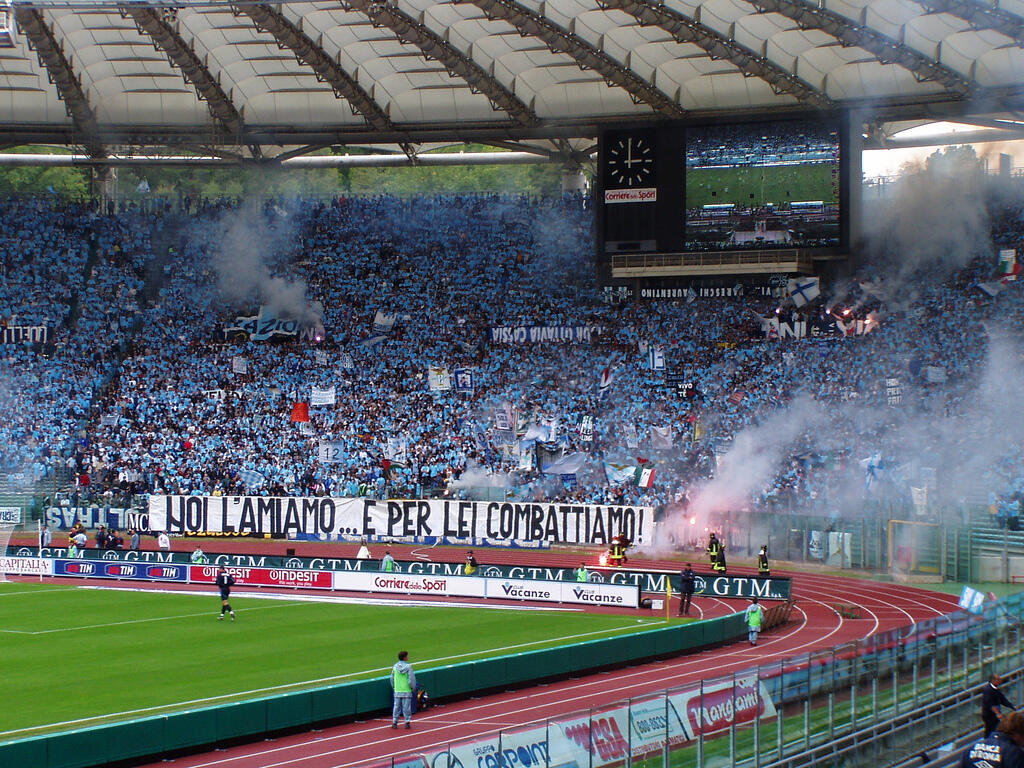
[148,496,652,545]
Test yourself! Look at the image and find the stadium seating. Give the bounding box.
[2,190,1024,526]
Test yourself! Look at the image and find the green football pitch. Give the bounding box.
[0,582,670,739]
[686,163,838,208]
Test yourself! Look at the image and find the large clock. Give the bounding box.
[607,136,654,187]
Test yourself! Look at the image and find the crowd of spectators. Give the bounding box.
[4,188,1024,525]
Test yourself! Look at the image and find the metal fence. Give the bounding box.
[355,595,1024,768]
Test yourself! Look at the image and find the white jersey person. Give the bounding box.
[356,539,371,560]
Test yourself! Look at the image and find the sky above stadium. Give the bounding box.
[863,122,1023,180]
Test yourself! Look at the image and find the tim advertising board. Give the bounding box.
[189,565,332,589]
[0,556,53,576]
[53,559,187,582]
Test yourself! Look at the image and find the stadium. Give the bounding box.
[2,0,1024,766]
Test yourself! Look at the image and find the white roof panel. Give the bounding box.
[1,0,1021,148]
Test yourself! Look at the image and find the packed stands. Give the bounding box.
[4,187,1024,527]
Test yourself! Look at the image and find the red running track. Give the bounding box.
[126,568,959,768]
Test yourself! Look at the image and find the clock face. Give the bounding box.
[607,136,654,187]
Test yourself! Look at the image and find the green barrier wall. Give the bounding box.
[0,612,746,768]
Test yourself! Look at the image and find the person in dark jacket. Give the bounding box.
[962,710,1024,768]
[216,565,236,621]
[983,674,1017,737]
[757,545,770,577]
[678,564,696,616]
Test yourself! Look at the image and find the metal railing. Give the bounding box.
[357,595,1024,768]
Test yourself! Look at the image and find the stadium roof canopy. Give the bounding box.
[3,0,1024,162]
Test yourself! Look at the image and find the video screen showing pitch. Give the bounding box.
[684,119,841,251]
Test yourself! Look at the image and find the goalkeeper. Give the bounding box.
[216,565,236,621]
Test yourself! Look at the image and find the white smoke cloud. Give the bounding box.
[211,204,323,325]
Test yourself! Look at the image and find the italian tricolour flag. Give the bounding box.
[634,466,656,488]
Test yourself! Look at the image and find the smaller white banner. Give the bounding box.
[310,386,336,406]
[331,572,638,606]
[0,507,22,525]
[605,188,657,204]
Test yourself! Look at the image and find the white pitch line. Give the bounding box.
[2,601,308,635]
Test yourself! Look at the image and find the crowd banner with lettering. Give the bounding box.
[490,326,602,344]
[225,306,317,341]
[0,325,48,344]
[148,496,651,546]
[0,506,22,525]
[44,506,146,532]
[317,441,345,463]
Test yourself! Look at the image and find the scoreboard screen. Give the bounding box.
[597,114,848,259]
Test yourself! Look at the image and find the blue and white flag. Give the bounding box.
[238,469,265,488]
[384,437,408,464]
[358,334,386,349]
[604,461,636,486]
[339,351,355,369]
[454,367,476,393]
[541,452,587,476]
[373,311,397,333]
[787,277,820,308]
[648,345,665,371]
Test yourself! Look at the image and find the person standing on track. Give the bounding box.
[390,650,417,730]
[381,549,395,573]
[961,710,1024,768]
[983,674,1017,737]
[744,597,764,646]
[679,563,696,616]
[706,533,720,568]
[714,542,727,574]
[216,565,236,621]
[465,550,478,575]
[757,545,770,577]
[575,562,589,582]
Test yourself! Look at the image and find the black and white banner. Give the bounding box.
[148,496,651,545]
[1,325,48,344]
[225,306,319,342]
[0,506,22,525]
[490,326,602,344]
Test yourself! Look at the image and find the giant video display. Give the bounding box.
[684,117,841,251]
